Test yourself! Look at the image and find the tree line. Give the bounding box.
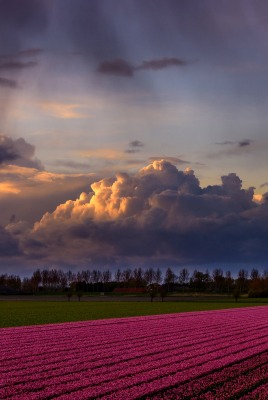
[1,266,268,297]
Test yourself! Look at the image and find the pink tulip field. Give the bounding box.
[1,305,268,399]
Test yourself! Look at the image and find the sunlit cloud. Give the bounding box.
[18,159,268,268]
[253,194,263,203]
[148,156,190,165]
[40,102,93,119]
[0,182,20,195]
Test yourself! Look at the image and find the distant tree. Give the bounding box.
[92,270,102,292]
[82,270,91,292]
[263,269,268,279]
[121,269,132,287]
[114,269,122,284]
[225,270,233,293]
[233,288,240,303]
[21,277,34,294]
[41,269,50,290]
[190,270,211,292]
[66,270,76,290]
[77,271,83,286]
[58,270,67,291]
[155,268,162,285]
[133,268,144,287]
[250,268,260,280]
[178,268,189,292]
[49,269,60,291]
[102,269,112,292]
[160,285,167,302]
[149,286,157,302]
[31,269,42,293]
[237,269,248,293]
[77,292,83,302]
[144,268,155,286]
[212,268,224,293]
[164,267,176,292]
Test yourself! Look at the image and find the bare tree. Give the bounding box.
[212,268,224,293]
[133,268,144,287]
[164,267,176,292]
[155,268,162,285]
[144,268,155,286]
[31,269,42,293]
[121,269,132,287]
[114,269,122,284]
[102,269,112,292]
[250,268,260,280]
[178,268,189,292]
[237,269,248,293]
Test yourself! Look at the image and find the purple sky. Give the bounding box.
[0,0,268,275]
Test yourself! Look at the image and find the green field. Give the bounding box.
[1,298,267,328]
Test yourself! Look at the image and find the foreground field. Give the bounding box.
[0,297,267,327]
[1,306,268,399]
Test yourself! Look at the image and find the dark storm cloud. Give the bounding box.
[0,0,265,75]
[0,225,21,257]
[0,61,37,70]
[0,77,18,89]
[25,160,268,267]
[0,136,43,170]
[0,141,18,163]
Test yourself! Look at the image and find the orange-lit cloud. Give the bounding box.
[40,102,93,119]
[253,194,263,203]
[21,159,268,269]
[0,182,20,194]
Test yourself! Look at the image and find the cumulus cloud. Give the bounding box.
[0,136,43,170]
[0,163,98,226]
[20,160,268,267]
[149,156,190,165]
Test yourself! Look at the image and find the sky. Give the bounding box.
[1,0,268,276]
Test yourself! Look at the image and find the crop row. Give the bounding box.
[1,306,268,399]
